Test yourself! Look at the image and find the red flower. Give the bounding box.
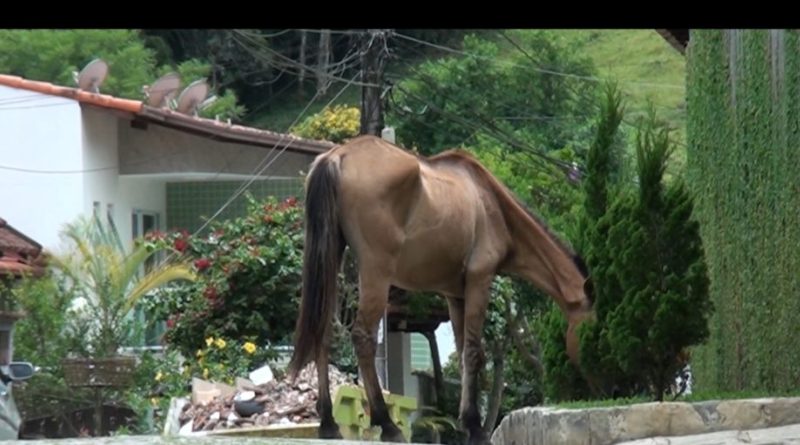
[285,196,298,207]
[174,238,188,252]
[194,258,211,271]
[203,286,218,301]
[166,317,175,329]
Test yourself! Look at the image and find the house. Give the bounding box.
[0,74,334,252]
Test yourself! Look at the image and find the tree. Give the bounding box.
[578,109,712,401]
[389,31,598,157]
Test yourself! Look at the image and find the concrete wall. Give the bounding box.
[118,122,316,179]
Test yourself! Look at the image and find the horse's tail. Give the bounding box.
[288,156,345,381]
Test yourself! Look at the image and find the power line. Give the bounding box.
[231,30,375,89]
[190,71,359,237]
[393,31,685,91]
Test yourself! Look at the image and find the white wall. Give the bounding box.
[116,176,166,249]
[81,107,120,222]
[0,85,84,251]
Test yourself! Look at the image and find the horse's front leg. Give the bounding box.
[459,274,492,445]
[351,268,406,443]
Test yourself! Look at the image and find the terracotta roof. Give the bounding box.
[0,74,335,155]
[0,74,142,113]
[0,218,45,278]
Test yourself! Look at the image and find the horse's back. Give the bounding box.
[321,136,495,294]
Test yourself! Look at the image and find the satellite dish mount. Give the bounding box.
[175,80,211,116]
[75,59,108,93]
[143,73,181,108]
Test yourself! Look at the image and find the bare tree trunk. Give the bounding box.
[316,29,331,94]
[298,30,307,95]
[483,340,507,433]
[423,330,445,407]
[503,299,544,373]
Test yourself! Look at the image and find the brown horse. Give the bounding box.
[288,135,593,444]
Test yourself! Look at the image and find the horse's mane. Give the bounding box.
[425,149,587,277]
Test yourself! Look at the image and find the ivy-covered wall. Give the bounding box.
[687,29,800,392]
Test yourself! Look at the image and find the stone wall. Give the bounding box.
[491,398,800,445]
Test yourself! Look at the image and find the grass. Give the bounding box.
[552,389,800,410]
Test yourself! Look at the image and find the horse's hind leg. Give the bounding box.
[316,346,342,439]
[351,264,406,443]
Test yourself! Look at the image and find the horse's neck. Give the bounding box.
[503,210,584,311]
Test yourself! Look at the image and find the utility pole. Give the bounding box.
[360,29,390,137]
[359,29,391,389]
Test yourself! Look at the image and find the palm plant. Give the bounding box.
[53,215,196,359]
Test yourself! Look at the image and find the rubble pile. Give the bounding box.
[178,363,353,432]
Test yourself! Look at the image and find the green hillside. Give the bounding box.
[246,30,687,162]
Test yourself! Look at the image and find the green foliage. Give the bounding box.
[2,274,75,369]
[0,30,245,121]
[537,84,711,402]
[578,110,711,401]
[0,29,156,99]
[52,215,196,358]
[390,32,598,158]
[291,104,360,143]
[537,303,593,401]
[141,195,303,359]
[687,30,800,392]
[580,82,627,228]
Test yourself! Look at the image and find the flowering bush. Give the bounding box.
[290,104,360,143]
[140,195,304,360]
[192,335,274,384]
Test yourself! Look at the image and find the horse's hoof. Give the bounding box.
[380,425,407,443]
[318,422,343,439]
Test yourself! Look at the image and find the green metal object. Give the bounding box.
[332,384,418,441]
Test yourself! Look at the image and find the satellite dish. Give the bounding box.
[75,59,108,93]
[175,79,210,116]
[144,72,181,108]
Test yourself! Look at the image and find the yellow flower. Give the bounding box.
[150,397,159,407]
[214,338,227,349]
[203,368,209,379]
[205,337,214,347]
[196,349,204,358]
[155,371,164,382]
[243,342,257,354]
